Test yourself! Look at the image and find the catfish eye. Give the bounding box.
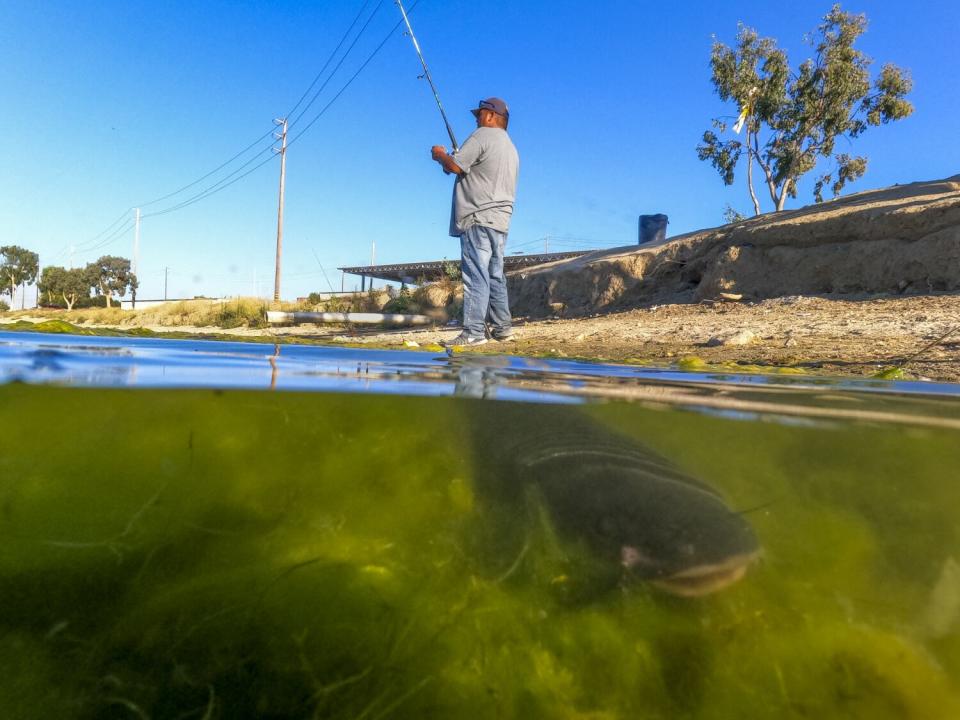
[621,545,655,569]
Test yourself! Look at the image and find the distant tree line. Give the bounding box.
[0,245,137,311]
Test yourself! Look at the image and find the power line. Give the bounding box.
[137,127,277,209]
[55,128,277,264]
[285,0,375,121]
[143,0,408,218]
[142,0,393,220]
[78,219,138,256]
[288,0,385,131]
[141,144,279,218]
[63,0,420,275]
[288,0,418,149]
[49,209,130,261]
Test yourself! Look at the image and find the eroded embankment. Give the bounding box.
[507,175,960,318]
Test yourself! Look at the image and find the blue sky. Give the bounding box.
[1,0,957,302]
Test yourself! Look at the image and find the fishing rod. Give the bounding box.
[395,0,459,152]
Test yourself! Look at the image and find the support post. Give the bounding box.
[273,118,288,303]
[133,208,141,278]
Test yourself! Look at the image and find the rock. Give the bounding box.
[706,329,758,347]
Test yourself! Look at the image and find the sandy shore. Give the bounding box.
[6,292,950,383]
[325,293,960,383]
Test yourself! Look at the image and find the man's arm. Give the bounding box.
[431,145,464,176]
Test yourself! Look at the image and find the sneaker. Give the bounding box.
[491,330,516,342]
[442,332,488,347]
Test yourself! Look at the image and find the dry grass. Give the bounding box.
[2,289,443,329]
[6,298,297,329]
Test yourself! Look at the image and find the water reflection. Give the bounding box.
[3,330,960,431]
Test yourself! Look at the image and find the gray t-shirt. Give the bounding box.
[449,126,519,237]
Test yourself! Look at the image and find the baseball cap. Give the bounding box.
[471,97,510,119]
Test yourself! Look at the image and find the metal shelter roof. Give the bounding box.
[338,250,589,284]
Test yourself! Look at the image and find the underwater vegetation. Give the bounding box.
[0,385,958,718]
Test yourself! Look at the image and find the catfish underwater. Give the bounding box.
[464,402,760,598]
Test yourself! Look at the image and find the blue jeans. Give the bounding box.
[460,225,512,338]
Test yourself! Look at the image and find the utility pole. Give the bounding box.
[370,241,376,291]
[164,267,169,300]
[273,118,288,304]
[133,208,141,278]
[544,236,549,254]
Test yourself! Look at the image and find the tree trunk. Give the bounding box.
[745,130,762,216]
[753,138,779,208]
[63,291,75,311]
[776,179,793,211]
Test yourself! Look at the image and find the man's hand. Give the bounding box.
[431,145,463,176]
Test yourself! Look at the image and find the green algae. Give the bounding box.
[0,385,958,718]
[0,319,91,334]
[874,366,908,380]
[677,356,708,370]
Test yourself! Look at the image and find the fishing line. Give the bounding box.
[733,499,779,516]
[396,0,458,151]
[898,324,960,369]
[311,248,338,293]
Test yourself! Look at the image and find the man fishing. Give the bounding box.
[431,97,520,346]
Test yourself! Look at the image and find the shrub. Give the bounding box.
[217,297,269,329]
[383,287,418,314]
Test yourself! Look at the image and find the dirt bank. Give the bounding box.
[318,292,960,383]
[507,175,960,317]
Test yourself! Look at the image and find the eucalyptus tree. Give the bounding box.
[40,266,90,310]
[0,245,40,309]
[697,4,913,215]
[85,256,138,308]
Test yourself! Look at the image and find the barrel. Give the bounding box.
[638,214,669,245]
